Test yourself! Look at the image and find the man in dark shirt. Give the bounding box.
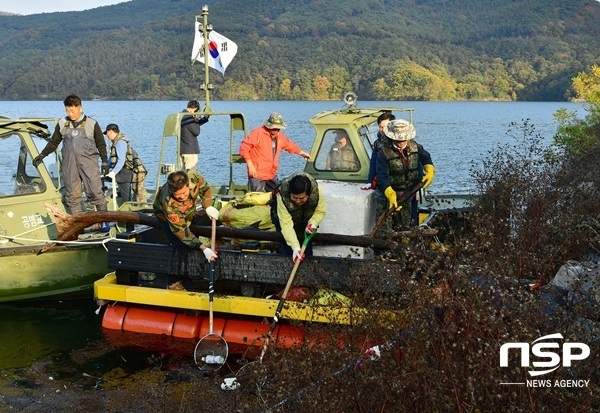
[180,99,209,170]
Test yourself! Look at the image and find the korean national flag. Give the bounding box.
[191,21,238,74]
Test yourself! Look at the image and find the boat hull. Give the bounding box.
[96,273,405,354]
[0,244,108,302]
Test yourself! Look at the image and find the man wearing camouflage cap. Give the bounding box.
[376,119,435,231]
[239,112,311,192]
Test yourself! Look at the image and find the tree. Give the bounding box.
[382,60,458,101]
[571,65,600,105]
[279,78,292,99]
[310,75,331,100]
[553,66,600,155]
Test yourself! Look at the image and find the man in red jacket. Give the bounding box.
[239,112,311,192]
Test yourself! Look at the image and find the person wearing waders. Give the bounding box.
[33,94,111,232]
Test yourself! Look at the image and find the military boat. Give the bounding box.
[0,118,125,301]
[90,5,473,358]
[93,91,469,354]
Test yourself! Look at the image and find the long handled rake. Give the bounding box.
[194,215,229,372]
[258,228,317,363]
[223,229,318,389]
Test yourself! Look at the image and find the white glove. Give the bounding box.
[292,247,304,263]
[203,247,218,261]
[107,171,116,179]
[205,206,219,220]
[305,223,316,234]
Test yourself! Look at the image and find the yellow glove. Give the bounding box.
[384,186,402,211]
[422,164,435,188]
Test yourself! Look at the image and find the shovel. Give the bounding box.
[370,181,425,237]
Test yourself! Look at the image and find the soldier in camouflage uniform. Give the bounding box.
[376,119,435,232]
[153,170,218,261]
[325,129,360,171]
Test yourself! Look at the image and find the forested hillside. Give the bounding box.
[0,0,597,101]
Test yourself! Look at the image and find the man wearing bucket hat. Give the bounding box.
[239,112,311,192]
[375,119,435,231]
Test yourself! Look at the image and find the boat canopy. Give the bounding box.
[304,102,414,182]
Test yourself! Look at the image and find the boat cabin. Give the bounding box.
[304,93,414,182]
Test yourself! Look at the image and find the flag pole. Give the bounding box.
[200,5,212,113]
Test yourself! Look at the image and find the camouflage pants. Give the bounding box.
[132,170,147,202]
[375,196,417,238]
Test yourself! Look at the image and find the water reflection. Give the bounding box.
[0,299,102,369]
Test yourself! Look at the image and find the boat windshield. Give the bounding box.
[313,128,361,172]
[0,133,54,197]
[359,124,376,154]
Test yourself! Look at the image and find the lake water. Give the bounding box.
[0,100,588,195]
[0,99,588,370]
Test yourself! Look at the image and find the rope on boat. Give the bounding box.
[3,221,56,239]
[0,232,131,251]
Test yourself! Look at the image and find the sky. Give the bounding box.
[0,0,130,15]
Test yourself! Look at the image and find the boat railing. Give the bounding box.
[155,110,248,197]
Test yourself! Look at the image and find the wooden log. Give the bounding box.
[43,204,399,251]
[191,225,398,250]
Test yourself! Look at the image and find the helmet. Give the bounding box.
[385,119,416,141]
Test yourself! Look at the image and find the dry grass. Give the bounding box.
[228,119,599,412]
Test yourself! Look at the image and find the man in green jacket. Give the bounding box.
[270,172,326,262]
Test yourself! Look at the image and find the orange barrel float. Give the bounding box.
[101,303,309,356]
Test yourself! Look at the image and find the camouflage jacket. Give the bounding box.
[153,170,212,248]
[326,142,360,171]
